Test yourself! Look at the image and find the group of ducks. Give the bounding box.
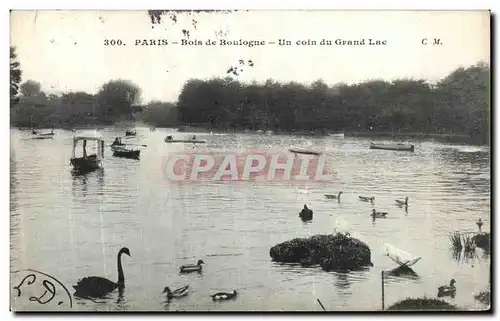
[72,249,238,303]
[298,192,409,221]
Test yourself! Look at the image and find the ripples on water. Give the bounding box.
[10,128,490,311]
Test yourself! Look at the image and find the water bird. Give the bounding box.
[476,218,483,232]
[437,279,456,298]
[371,209,387,218]
[73,247,131,298]
[359,196,375,203]
[333,217,350,236]
[325,191,343,200]
[395,197,409,206]
[383,243,421,268]
[162,285,189,299]
[180,260,205,273]
[210,290,237,301]
[299,204,313,221]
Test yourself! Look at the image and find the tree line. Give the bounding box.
[10,44,489,144]
[176,62,489,143]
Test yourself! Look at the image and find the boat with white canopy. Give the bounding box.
[70,130,105,173]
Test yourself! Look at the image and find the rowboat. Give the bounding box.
[289,146,322,156]
[165,138,206,143]
[383,243,421,267]
[329,133,344,138]
[111,146,140,159]
[70,131,105,173]
[125,130,136,136]
[369,142,414,152]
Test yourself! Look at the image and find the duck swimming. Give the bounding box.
[359,196,375,203]
[371,209,388,218]
[299,204,313,221]
[180,260,205,273]
[476,218,483,232]
[211,290,238,301]
[437,279,456,298]
[73,247,131,298]
[325,191,342,200]
[162,285,189,299]
[395,197,409,206]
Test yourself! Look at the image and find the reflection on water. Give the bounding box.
[10,128,490,311]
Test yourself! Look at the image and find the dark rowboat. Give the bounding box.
[111,146,140,159]
[289,147,322,156]
[125,130,136,136]
[369,143,414,152]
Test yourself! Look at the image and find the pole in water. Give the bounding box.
[381,270,385,311]
[317,299,326,311]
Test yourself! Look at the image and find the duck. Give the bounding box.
[210,290,238,301]
[476,218,483,232]
[162,285,189,299]
[325,191,343,200]
[359,196,375,203]
[299,204,313,221]
[73,247,131,298]
[437,279,456,297]
[395,197,409,206]
[180,260,205,273]
[371,209,388,218]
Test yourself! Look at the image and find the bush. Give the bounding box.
[269,233,372,272]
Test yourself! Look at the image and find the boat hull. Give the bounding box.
[112,148,140,159]
[370,143,414,152]
[70,155,101,173]
[288,148,321,156]
[165,139,206,143]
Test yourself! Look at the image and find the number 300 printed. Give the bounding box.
[104,39,124,46]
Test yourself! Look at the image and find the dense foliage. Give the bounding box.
[10,46,22,107]
[11,79,141,128]
[387,297,458,311]
[176,62,489,143]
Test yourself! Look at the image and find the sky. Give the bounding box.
[10,10,490,103]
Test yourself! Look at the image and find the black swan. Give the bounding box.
[73,247,131,298]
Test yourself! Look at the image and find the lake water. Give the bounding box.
[10,127,491,311]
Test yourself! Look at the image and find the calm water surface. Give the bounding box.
[10,127,490,311]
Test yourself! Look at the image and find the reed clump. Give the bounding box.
[387,297,458,311]
[269,233,372,272]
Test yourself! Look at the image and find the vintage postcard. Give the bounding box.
[9,10,491,312]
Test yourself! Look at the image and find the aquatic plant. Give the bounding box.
[472,233,490,252]
[474,291,490,306]
[463,234,476,256]
[387,297,458,311]
[449,232,462,253]
[269,233,372,272]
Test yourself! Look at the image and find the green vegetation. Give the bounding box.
[269,233,372,272]
[387,297,458,311]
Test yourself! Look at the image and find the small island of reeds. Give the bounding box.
[269,233,372,272]
[387,297,458,311]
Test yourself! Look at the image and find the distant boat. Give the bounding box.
[369,142,414,152]
[383,243,421,267]
[111,146,140,160]
[32,129,55,139]
[125,130,136,136]
[165,137,206,144]
[329,133,344,138]
[70,131,105,173]
[289,146,322,156]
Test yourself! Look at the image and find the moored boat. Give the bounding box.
[329,133,344,138]
[288,146,322,156]
[111,146,140,159]
[70,130,105,173]
[369,142,414,152]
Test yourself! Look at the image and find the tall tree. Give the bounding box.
[10,46,22,107]
[96,79,141,119]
